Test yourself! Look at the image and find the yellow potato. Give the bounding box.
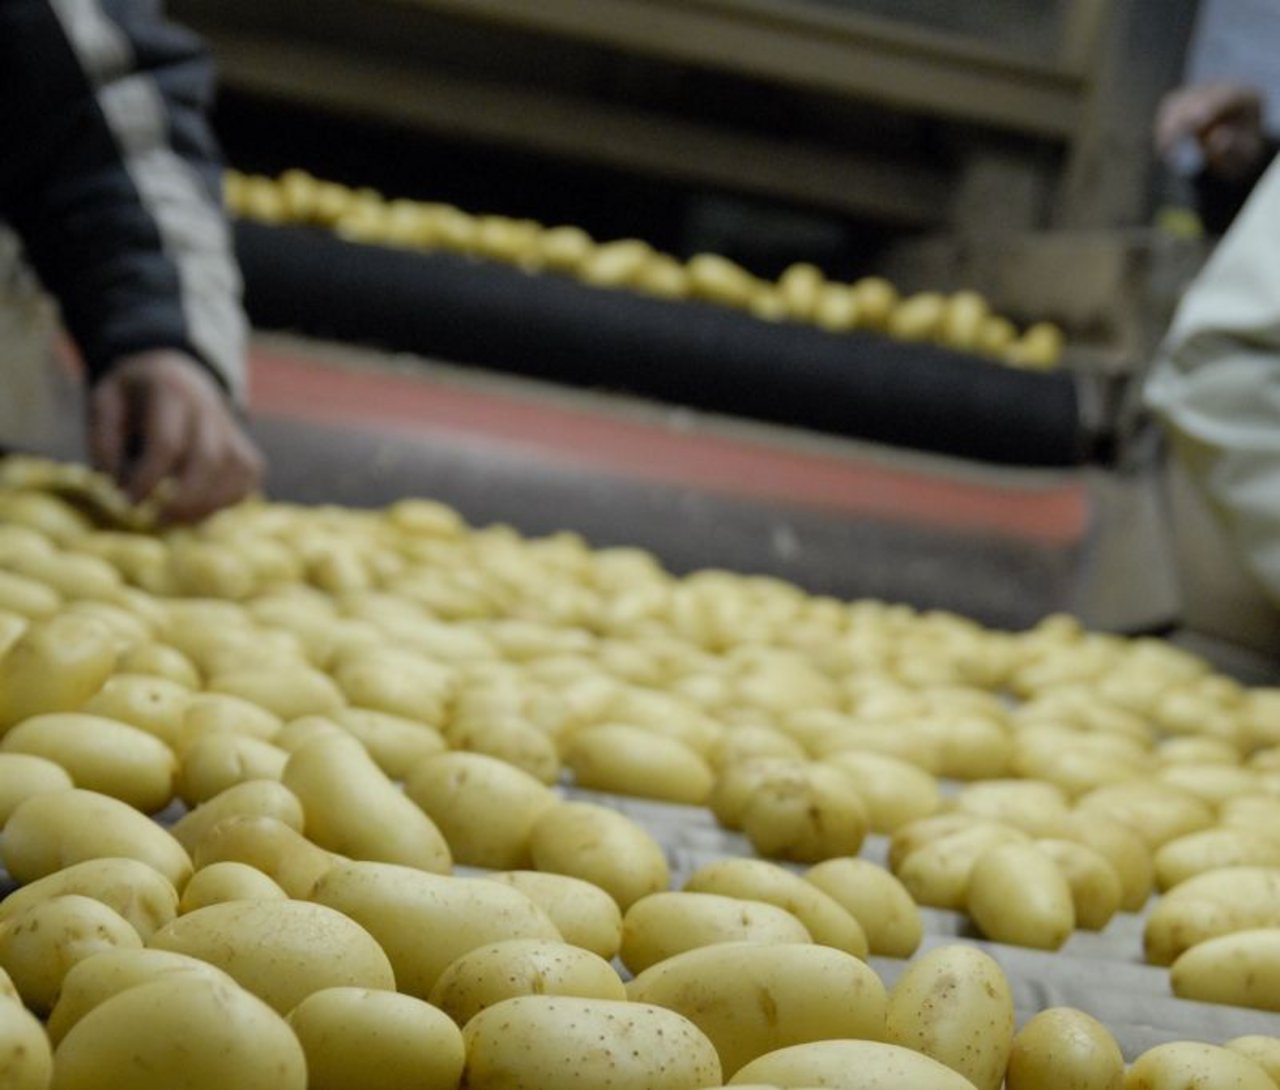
[819,751,940,832]
[287,986,465,1090]
[283,734,451,872]
[777,262,825,321]
[1,712,176,812]
[179,861,289,912]
[740,764,867,863]
[330,651,452,726]
[1125,1042,1274,1090]
[967,842,1075,950]
[729,1039,978,1089]
[565,723,714,804]
[0,751,72,824]
[149,898,395,1014]
[46,947,233,1044]
[953,779,1070,838]
[0,490,89,543]
[686,253,758,308]
[170,779,304,854]
[0,894,142,1013]
[1158,763,1261,809]
[0,611,27,659]
[708,725,806,770]
[884,944,1014,1090]
[430,938,625,1024]
[1006,1007,1124,1090]
[462,996,722,1090]
[887,813,989,871]
[310,859,561,999]
[813,283,861,333]
[914,716,1013,780]
[620,891,812,974]
[0,613,116,732]
[708,757,809,830]
[1225,1036,1280,1087]
[939,291,990,352]
[1170,928,1280,1011]
[325,707,447,778]
[529,801,669,910]
[6,549,122,601]
[178,692,281,749]
[537,224,594,272]
[176,732,290,805]
[1061,811,1155,912]
[209,665,345,720]
[895,820,1029,910]
[191,814,335,899]
[1144,865,1280,965]
[804,858,923,958]
[0,989,52,1090]
[50,974,307,1090]
[684,858,867,958]
[447,716,561,784]
[0,856,177,940]
[1154,827,1280,890]
[1034,839,1123,931]
[628,942,886,1077]
[272,715,346,753]
[0,568,60,617]
[403,750,555,869]
[484,871,623,960]
[578,238,655,289]
[80,673,191,748]
[1076,781,1215,849]
[887,292,946,342]
[2,788,191,888]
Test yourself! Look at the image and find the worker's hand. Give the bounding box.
[1154,82,1267,180]
[88,349,264,524]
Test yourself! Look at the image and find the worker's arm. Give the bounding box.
[0,0,260,520]
[1145,158,1280,606]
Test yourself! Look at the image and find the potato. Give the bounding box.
[288,989,465,1090]
[403,751,555,869]
[447,716,561,784]
[462,996,722,1090]
[1076,781,1215,849]
[116,641,201,689]
[1144,866,1280,965]
[0,751,72,824]
[684,859,867,958]
[1061,811,1155,912]
[0,568,60,618]
[2,712,176,812]
[739,763,867,863]
[149,898,395,1014]
[529,801,669,910]
[80,674,191,747]
[1125,1042,1274,1090]
[0,895,142,1013]
[484,871,623,959]
[0,611,28,660]
[1158,764,1263,808]
[1170,928,1280,1011]
[620,892,812,974]
[170,779,304,854]
[430,938,625,1024]
[46,948,233,1044]
[820,751,940,832]
[628,942,886,1077]
[729,1040,978,1089]
[190,815,336,899]
[324,707,447,778]
[330,651,451,725]
[0,990,52,1090]
[178,693,282,748]
[179,861,289,912]
[50,974,307,1090]
[1154,828,1280,890]
[1225,1037,1280,1087]
[953,779,1070,838]
[967,842,1075,950]
[209,665,345,720]
[0,857,177,940]
[283,734,451,872]
[176,732,290,805]
[0,614,116,731]
[2,788,191,888]
[895,820,1029,910]
[708,757,809,830]
[884,944,1014,1090]
[310,859,561,999]
[687,253,758,308]
[1003,1007,1124,1089]
[887,813,988,872]
[272,715,346,752]
[564,723,714,804]
[914,716,1012,780]
[804,859,923,957]
[1034,839,1122,931]
[6,549,122,601]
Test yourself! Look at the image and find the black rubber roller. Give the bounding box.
[235,221,1085,467]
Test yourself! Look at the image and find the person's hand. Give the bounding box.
[1154,83,1267,180]
[88,349,264,523]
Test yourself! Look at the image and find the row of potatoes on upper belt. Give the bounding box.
[4,838,1280,1090]
[223,168,1066,370]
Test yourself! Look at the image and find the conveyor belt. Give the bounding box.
[235,222,1090,468]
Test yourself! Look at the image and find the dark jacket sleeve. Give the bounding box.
[0,0,246,400]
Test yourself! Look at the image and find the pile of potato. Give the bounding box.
[224,169,1065,371]
[2,454,1280,1088]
